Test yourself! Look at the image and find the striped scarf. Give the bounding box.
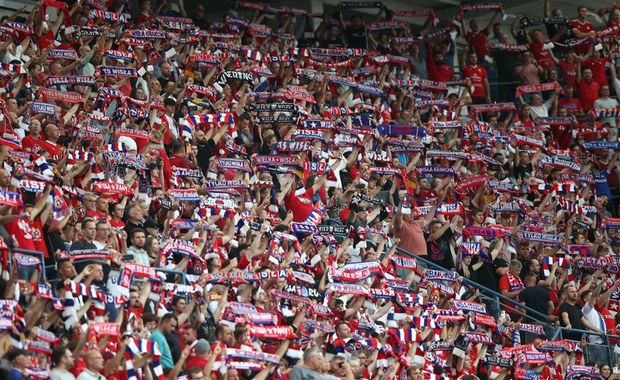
[126,338,164,380]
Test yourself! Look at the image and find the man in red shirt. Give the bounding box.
[557,48,579,89]
[461,50,491,104]
[557,85,585,118]
[425,42,453,82]
[461,11,501,62]
[282,173,326,223]
[581,49,609,86]
[570,6,596,54]
[577,67,601,111]
[40,124,64,162]
[499,259,525,320]
[525,29,556,71]
[21,120,44,153]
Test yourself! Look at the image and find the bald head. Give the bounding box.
[84,349,104,371]
[44,124,58,140]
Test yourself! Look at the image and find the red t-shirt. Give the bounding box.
[570,19,594,54]
[529,41,555,69]
[30,218,49,259]
[577,78,601,111]
[582,57,609,85]
[550,123,573,149]
[135,13,153,25]
[170,157,191,170]
[86,211,109,222]
[5,218,36,251]
[462,64,488,98]
[40,140,64,161]
[22,135,45,153]
[426,52,453,83]
[466,29,490,59]
[558,60,578,88]
[284,187,315,222]
[558,97,583,115]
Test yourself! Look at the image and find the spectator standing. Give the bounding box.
[461,50,491,104]
[76,350,106,380]
[50,346,77,380]
[570,6,596,55]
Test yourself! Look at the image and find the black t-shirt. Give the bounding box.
[559,302,584,340]
[514,163,533,182]
[520,285,550,322]
[493,50,520,81]
[545,22,568,44]
[345,25,367,48]
[196,138,217,174]
[321,37,346,48]
[514,28,528,45]
[426,228,455,270]
[165,330,182,363]
[473,258,499,293]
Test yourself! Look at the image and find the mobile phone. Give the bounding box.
[122,254,135,261]
[614,368,619,374]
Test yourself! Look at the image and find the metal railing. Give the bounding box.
[395,247,552,328]
[319,219,552,327]
[551,327,619,366]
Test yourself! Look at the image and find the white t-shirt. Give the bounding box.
[582,302,605,344]
[51,369,77,380]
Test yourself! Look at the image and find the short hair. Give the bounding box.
[471,208,484,216]
[51,346,69,366]
[335,321,349,332]
[130,228,146,240]
[172,295,185,307]
[509,259,522,268]
[81,218,95,230]
[581,289,592,302]
[215,323,229,336]
[170,140,185,154]
[159,313,177,325]
[187,367,203,377]
[303,347,323,362]
[142,312,157,324]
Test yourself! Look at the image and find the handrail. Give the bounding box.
[551,326,619,366]
[396,247,551,325]
[551,326,620,341]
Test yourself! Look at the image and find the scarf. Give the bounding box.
[126,338,164,380]
[38,88,83,103]
[452,300,487,313]
[506,271,524,292]
[515,82,562,99]
[95,66,138,77]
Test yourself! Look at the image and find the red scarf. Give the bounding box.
[507,271,524,292]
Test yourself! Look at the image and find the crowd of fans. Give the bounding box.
[3,0,620,379]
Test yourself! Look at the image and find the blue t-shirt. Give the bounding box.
[594,169,612,198]
[7,368,23,380]
[150,330,174,369]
